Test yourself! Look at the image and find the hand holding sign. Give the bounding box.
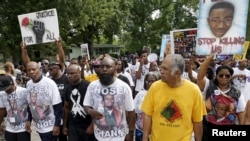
[32,21,45,43]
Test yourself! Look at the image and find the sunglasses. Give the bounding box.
[218,74,231,79]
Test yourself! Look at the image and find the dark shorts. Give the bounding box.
[38,131,58,141]
[5,130,30,141]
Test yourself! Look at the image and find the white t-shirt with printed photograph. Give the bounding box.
[135,63,150,92]
[83,78,134,141]
[133,89,147,131]
[26,77,62,133]
[0,86,29,133]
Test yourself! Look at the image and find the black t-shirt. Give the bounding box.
[64,80,92,128]
[52,74,69,105]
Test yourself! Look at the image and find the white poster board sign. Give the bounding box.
[196,0,249,55]
[18,8,59,45]
[159,34,170,61]
[80,44,90,60]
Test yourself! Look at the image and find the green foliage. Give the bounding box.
[0,0,249,62]
[120,0,198,54]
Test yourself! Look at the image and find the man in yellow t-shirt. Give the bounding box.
[141,54,206,141]
[84,60,100,82]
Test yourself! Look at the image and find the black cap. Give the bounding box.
[48,62,62,69]
[0,75,14,91]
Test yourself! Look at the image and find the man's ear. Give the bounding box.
[175,69,182,77]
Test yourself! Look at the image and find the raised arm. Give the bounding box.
[188,57,197,83]
[56,37,65,71]
[20,42,31,65]
[197,55,214,91]
[136,59,144,79]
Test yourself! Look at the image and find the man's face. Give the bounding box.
[98,58,116,85]
[66,65,81,84]
[49,65,60,77]
[160,57,175,84]
[30,93,37,103]
[103,94,114,109]
[27,62,41,82]
[208,8,234,38]
[70,59,78,65]
[41,59,49,72]
[238,60,247,68]
[140,53,148,64]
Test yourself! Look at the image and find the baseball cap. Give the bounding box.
[0,75,14,91]
[48,62,62,69]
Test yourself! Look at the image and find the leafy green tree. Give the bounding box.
[121,0,198,54]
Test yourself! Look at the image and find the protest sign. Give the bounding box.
[18,8,59,45]
[170,28,197,58]
[159,34,170,61]
[196,0,249,55]
[80,44,90,60]
[233,41,250,60]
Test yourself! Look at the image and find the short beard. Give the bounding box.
[99,74,114,86]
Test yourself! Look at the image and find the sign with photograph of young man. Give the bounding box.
[196,0,249,55]
[18,8,59,45]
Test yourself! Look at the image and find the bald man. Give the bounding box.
[26,61,63,141]
[84,57,136,141]
[63,64,95,140]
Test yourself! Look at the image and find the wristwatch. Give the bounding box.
[128,130,135,136]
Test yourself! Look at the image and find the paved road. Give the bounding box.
[31,122,41,141]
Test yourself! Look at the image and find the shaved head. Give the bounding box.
[26,61,42,82]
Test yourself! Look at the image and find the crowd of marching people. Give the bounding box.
[0,37,250,141]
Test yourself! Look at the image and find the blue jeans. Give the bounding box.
[136,129,143,141]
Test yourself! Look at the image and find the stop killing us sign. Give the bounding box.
[196,0,249,55]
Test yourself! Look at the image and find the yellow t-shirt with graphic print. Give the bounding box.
[141,79,206,141]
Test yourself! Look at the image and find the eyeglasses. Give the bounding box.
[41,63,49,66]
[209,17,233,25]
[218,74,231,79]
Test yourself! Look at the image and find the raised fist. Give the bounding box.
[32,21,45,43]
